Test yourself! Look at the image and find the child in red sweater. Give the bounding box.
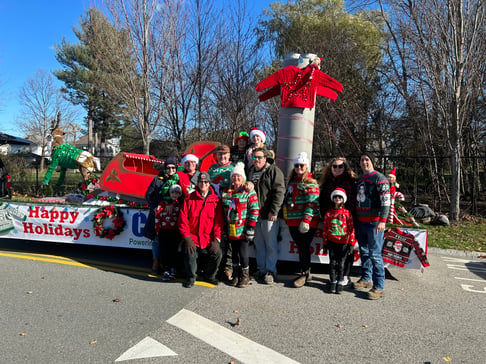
[323,188,356,294]
[155,184,184,281]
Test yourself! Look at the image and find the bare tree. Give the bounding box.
[18,69,79,169]
[93,0,176,155]
[380,0,486,220]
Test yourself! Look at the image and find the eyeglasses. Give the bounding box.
[198,180,210,184]
[253,155,265,160]
[166,166,177,170]
[332,164,344,169]
[294,164,305,168]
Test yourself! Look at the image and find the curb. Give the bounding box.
[427,247,485,258]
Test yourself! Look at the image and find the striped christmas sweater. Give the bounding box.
[283,177,320,228]
[221,185,259,240]
[356,170,391,223]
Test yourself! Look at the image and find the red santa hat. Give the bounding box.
[250,128,266,144]
[181,153,199,165]
[388,167,397,177]
[330,188,347,203]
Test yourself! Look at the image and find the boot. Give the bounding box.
[238,267,250,288]
[229,265,240,287]
[293,270,310,288]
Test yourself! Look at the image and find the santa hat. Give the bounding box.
[293,152,310,169]
[234,131,249,144]
[330,188,347,203]
[230,162,246,182]
[181,153,198,165]
[387,167,397,177]
[250,128,266,144]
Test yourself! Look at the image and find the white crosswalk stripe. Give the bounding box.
[167,308,300,364]
[115,336,177,362]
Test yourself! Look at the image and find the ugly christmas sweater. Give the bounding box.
[383,228,430,268]
[221,185,259,240]
[283,177,320,228]
[356,170,391,223]
[255,64,344,108]
[208,162,234,195]
[154,199,182,233]
[323,207,356,245]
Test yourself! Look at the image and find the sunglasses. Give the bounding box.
[198,180,210,184]
[253,155,265,160]
[333,195,344,199]
[294,164,306,168]
[332,164,344,169]
[166,166,177,170]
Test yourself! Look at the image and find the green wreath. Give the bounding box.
[92,205,126,240]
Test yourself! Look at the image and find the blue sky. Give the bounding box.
[0,0,273,137]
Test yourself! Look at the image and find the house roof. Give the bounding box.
[0,132,33,145]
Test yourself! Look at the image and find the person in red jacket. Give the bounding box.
[178,172,224,288]
[323,188,356,294]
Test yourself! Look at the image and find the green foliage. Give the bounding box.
[427,217,486,252]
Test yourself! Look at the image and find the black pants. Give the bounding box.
[184,247,223,281]
[328,240,350,283]
[289,226,317,273]
[159,228,182,270]
[230,238,249,268]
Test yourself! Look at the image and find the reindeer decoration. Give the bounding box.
[42,115,101,187]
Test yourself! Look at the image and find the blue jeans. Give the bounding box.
[254,219,280,275]
[152,239,160,259]
[355,221,385,290]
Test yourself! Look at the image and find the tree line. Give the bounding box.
[15,0,486,220]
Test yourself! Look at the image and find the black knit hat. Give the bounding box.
[165,156,178,167]
[360,152,375,165]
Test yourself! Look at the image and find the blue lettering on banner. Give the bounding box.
[132,211,148,237]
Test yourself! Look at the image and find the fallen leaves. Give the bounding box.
[90,340,97,345]
[19,332,27,336]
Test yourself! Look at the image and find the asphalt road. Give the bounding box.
[1,239,485,364]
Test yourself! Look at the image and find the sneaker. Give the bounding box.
[183,279,195,288]
[263,272,275,285]
[169,268,177,280]
[328,282,337,293]
[342,278,352,287]
[368,288,385,300]
[252,270,265,282]
[353,279,373,289]
[162,271,171,281]
[336,284,344,294]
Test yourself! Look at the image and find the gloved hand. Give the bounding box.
[299,221,310,234]
[208,238,220,255]
[245,227,255,243]
[183,236,197,254]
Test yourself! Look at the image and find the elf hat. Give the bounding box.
[234,131,249,144]
[230,162,246,182]
[181,153,199,165]
[388,167,397,177]
[330,188,347,203]
[293,152,310,169]
[250,128,266,144]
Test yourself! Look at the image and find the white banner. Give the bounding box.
[0,202,153,249]
[0,202,428,268]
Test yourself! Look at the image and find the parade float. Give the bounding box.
[0,54,428,269]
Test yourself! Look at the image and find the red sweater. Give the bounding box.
[155,200,182,233]
[323,207,356,245]
[256,64,343,108]
[178,188,223,249]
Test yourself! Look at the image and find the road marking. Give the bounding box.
[0,251,154,278]
[167,309,300,364]
[454,277,485,283]
[115,336,177,362]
